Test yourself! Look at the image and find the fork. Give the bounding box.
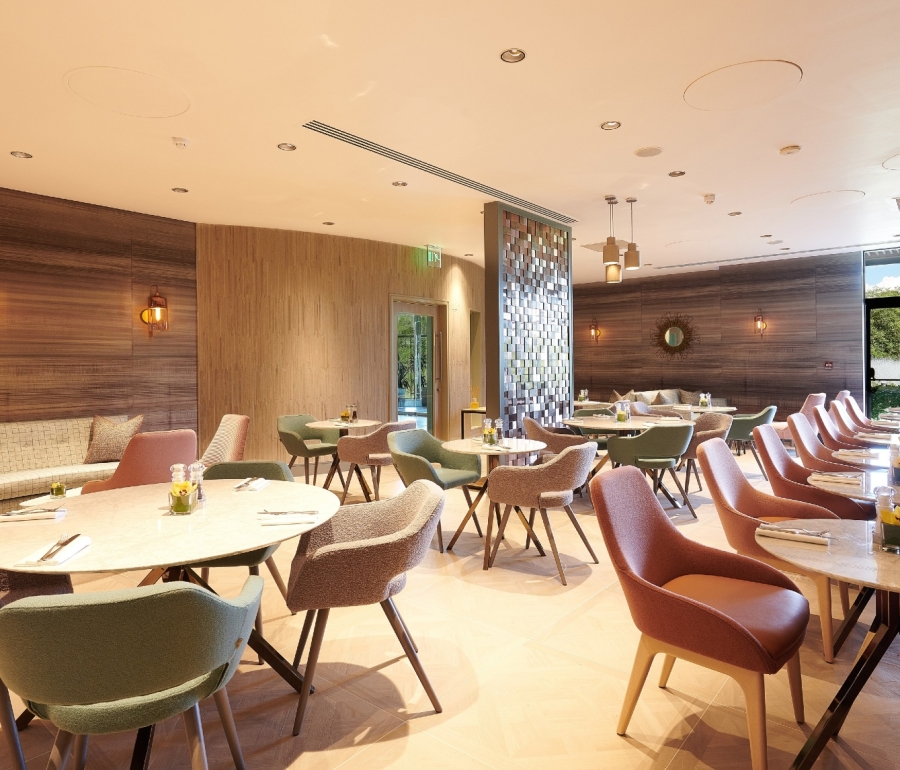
[38,533,72,562]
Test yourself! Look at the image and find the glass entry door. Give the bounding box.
[866,296,900,415]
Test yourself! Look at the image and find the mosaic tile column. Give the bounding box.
[484,202,573,437]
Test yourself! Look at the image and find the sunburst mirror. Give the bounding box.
[651,313,698,359]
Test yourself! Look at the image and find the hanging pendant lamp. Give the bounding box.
[602,195,621,266]
[605,263,622,283]
[624,197,641,270]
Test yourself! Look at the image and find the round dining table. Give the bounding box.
[807,469,885,503]
[830,449,890,470]
[441,437,546,570]
[755,519,898,769]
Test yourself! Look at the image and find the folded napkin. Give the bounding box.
[857,432,894,441]
[657,416,682,422]
[234,478,271,491]
[0,508,67,523]
[257,511,319,526]
[834,450,879,459]
[16,535,91,567]
[757,527,829,546]
[809,472,863,486]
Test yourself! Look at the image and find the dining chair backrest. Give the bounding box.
[387,429,480,487]
[81,430,197,494]
[683,412,732,459]
[204,460,295,482]
[337,420,417,465]
[788,413,858,472]
[725,406,777,443]
[0,571,72,609]
[523,417,589,455]
[829,400,861,437]
[799,393,827,426]
[0,579,262,708]
[844,395,871,429]
[813,405,861,449]
[487,443,596,509]
[199,414,250,466]
[606,424,694,467]
[834,390,850,404]
[573,408,613,418]
[277,414,339,457]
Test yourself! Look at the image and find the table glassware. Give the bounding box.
[169,463,197,515]
[351,402,358,421]
[698,392,710,407]
[876,486,900,553]
[190,461,206,503]
[483,418,497,445]
[50,481,66,498]
[340,406,351,423]
[615,400,631,423]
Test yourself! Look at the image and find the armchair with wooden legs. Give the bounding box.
[590,466,808,770]
[725,406,777,479]
[336,420,415,503]
[679,411,732,494]
[277,414,344,489]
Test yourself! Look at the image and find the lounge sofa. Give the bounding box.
[0,416,125,512]
[577,388,729,412]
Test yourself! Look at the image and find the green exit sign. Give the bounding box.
[426,244,442,267]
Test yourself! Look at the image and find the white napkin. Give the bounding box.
[16,535,91,566]
[234,478,271,491]
[835,449,879,457]
[0,508,67,523]
[857,432,894,441]
[757,528,829,546]
[834,450,879,460]
[657,416,682,422]
[809,472,863,486]
[257,511,319,526]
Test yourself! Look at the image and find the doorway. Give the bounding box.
[391,298,449,438]
[865,296,900,415]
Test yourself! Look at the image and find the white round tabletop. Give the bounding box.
[306,418,382,431]
[442,437,546,456]
[831,449,890,469]
[671,404,737,413]
[0,479,340,575]
[755,519,900,592]
[563,416,693,432]
[854,432,895,446]
[807,470,886,502]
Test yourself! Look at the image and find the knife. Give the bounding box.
[39,534,80,562]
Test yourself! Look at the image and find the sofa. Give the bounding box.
[0,417,125,512]
[577,388,729,412]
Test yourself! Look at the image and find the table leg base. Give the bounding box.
[832,585,874,656]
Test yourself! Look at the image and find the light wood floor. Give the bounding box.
[2,453,896,770]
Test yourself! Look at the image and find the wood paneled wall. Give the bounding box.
[0,187,197,432]
[573,253,865,418]
[196,225,485,460]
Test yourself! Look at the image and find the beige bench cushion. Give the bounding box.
[0,463,119,501]
[0,416,128,474]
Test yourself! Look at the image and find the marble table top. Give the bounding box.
[572,400,608,408]
[442,438,546,456]
[755,519,900,591]
[306,418,381,431]
[0,479,340,575]
[807,470,886,502]
[671,404,738,413]
[831,449,890,469]
[563,416,694,432]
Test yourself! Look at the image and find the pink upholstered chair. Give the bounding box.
[788,414,860,472]
[81,430,197,494]
[590,466,807,770]
[771,393,824,443]
[813,405,865,449]
[697,438,846,662]
[843,395,884,431]
[834,389,850,404]
[753,425,875,521]
[486,443,598,584]
[337,420,416,503]
[199,414,250,466]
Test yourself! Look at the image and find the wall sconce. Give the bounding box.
[140,286,168,334]
[590,317,600,343]
[754,309,767,336]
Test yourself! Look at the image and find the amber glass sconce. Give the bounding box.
[140,286,168,335]
[754,309,767,336]
[590,317,600,343]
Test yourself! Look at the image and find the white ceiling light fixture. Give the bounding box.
[10,151,32,158]
[277,143,297,151]
[500,48,525,63]
[602,196,621,267]
[600,121,621,130]
[635,146,662,157]
[623,197,641,270]
[172,137,189,149]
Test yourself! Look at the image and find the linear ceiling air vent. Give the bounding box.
[303,120,577,225]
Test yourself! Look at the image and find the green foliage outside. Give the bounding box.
[867,285,900,415]
[397,314,430,399]
[871,384,900,416]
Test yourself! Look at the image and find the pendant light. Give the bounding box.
[602,195,621,266]
[624,197,641,270]
[605,263,622,283]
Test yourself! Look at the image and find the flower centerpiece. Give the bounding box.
[483,426,497,445]
[340,408,351,423]
[169,479,198,515]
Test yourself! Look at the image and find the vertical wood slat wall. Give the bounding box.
[0,187,197,432]
[196,224,485,460]
[572,252,865,418]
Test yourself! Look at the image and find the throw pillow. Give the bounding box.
[610,389,635,402]
[83,415,143,463]
[634,390,658,405]
[678,389,702,406]
[652,391,673,405]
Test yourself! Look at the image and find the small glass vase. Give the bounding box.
[169,490,198,515]
[883,522,900,554]
[50,482,66,498]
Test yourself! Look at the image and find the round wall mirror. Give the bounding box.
[664,327,684,347]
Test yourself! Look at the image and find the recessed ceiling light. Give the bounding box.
[323,221,334,226]
[277,143,297,151]
[600,121,621,130]
[760,234,772,238]
[634,146,662,157]
[780,145,801,155]
[768,239,783,244]
[500,48,526,63]
[392,181,407,187]
[171,187,188,193]
[465,253,473,257]
[669,170,685,177]
[780,247,790,250]
[728,211,742,216]
[10,151,32,159]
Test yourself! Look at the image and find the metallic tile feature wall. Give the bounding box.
[500,210,572,436]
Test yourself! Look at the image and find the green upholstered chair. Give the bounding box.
[277,415,344,488]
[725,406,777,480]
[0,578,262,770]
[573,408,614,470]
[387,429,481,552]
[607,424,696,518]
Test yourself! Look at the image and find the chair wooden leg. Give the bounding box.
[488,504,514,567]
[514,507,545,555]
[734,670,768,770]
[313,457,319,486]
[0,679,26,770]
[749,442,768,481]
[814,574,836,663]
[381,599,441,713]
[182,703,210,770]
[200,567,210,584]
[617,635,656,735]
[525,508,536,550]
[288,456,296,469]
[264,556,290,605]
[786,652,805,724]
[658,655,676,688]
[460,485,484,538]
[304,458,310,485]
[839,580,851,618]
[292,610,317,668]
[564,504,598,563]
[539,508,566,585]
[130,725,154,770]
[46,729,75,770]
[370,466,379,500]
[250,565,264,665]
[71,735,88,770]
[354,465,373,502]
[293,609,329,737]
[434,520,444,553]
[683,459,692,495]
[668,468,697,518]
[390,596,419,653]
[340,463,356,505]
[693,459,702,491]
[213,688,246,770]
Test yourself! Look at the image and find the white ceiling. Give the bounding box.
[2,0,900,282]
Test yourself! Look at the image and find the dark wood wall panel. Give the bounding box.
[573,252,864,418]
[0,187,197,432]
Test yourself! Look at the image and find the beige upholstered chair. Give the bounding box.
[523,416,595,463]
[200,414,250,466]
[286,480,444,739]
[680,412,732,493]
[771,393,824,443]
[486,444,598,584]
[337,420,415,503]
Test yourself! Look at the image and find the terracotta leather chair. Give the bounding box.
[788,414,860,473]
[590,466,807,770]
[843,395,883,431]
[81,430,197,494]
[697,438,847,662]
[199,414,250,466]
[834,389,850,404]
[831,399,895,439]
[813,405,865,449]
[771,393,824,443]
[753,425,875,521]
